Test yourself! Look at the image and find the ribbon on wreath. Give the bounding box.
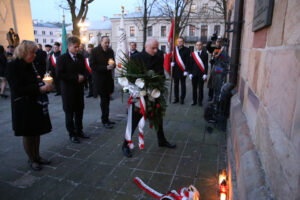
[125,95,146,150]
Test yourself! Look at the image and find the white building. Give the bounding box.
[110,0,225,52]
[33,21,63,46]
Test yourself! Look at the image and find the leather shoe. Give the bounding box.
[198,102,203,107]
[103,123,113,129]
[191,102,197,106]
[108,120,116,125]
[86,94,93,98]
[38,157,51,165]
[172,100,179,104]
[78,132,90,139]
[180,100,184,104]
[158,141,176,148]
[70,136,80,143]
[28,160,42,171]
[54,93,61,96]
[122,145,132,158]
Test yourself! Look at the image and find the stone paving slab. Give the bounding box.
[0,81,227,200]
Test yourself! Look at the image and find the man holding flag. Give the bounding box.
[171,37,190,104]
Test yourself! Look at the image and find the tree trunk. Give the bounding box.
[143,0,147,46]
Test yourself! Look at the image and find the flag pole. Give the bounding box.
[169,17,176,104]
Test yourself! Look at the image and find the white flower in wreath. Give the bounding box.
[118,77,129,87]
[123,86,129,92]
[135,78,145,89]
[140,90,147,96]
[151,89,161,98]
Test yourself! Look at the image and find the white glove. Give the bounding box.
[183,71,188,76]
[189,74,193,80]
[202,74,207,80]
[171,62,175,67]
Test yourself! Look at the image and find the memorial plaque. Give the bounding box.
[252,0,274,32]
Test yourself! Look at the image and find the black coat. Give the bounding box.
[129,50,139,58]
[6,59,52,136]
[172,46,190,78]
[0,54,7,77]
[34,49,47,78]
[56,52,86,112]
[188,50,208,77]
[131,49,165,76]
[49,51,61,76]
[89,45,115,95]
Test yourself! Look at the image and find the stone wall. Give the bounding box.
[0,0,34,48]
[227,0,300,199]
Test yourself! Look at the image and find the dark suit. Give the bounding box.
[89,45,115,124]
[188,50,208,104]
[49,51,61,94]
[34,49,47,79]
[129,50,139,58]
[123,50,167,147]
[56,52,86,137]
[172,46,190,102]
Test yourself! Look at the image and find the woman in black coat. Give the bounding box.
[6,40,53,171]
[0,45,8,98]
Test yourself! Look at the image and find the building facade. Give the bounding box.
[226,0,300,199]
[0,0,34,48]
[33,21,62,46]
[110,0,224,53]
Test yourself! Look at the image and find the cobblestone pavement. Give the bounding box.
[0,81,226,200]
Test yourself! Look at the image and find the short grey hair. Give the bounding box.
[67,36,81,46]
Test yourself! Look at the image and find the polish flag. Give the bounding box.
[163,19,174,74]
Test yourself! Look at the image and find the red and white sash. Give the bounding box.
[85,58,92,74]
[175,46,186,72]
[125,96,146,150]
[192,51,205,73]
[50,55,56,68]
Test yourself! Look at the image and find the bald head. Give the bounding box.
[145,38,159,56]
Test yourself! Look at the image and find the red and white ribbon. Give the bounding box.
[125,96,146,150]
[85,58,92,74]
[50,55,56,68]
[191,51,205,74]
[175,46,186,72]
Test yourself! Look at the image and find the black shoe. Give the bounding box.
[108,120,116,125]
[70,136,80,143]
[38,157,51,165]
[198,102,203,107]
[172,100,179,104]
[208,97,213,102]
[191,102,197,106]
[28,160,42,171]
[1,94,8,98]
[78,132,90,139]
[122,145,132,158]
[55,93,61,96]
[86,94,93,98]
[158,141,176,148]
[180,100,184,104]
[103,123,113,129]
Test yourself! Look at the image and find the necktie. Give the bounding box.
[73,55,77,62]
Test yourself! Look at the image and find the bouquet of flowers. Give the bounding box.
[117,56,168,149]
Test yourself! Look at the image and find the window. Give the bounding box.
[35,39,39,43]
[50,39,54,43]
[34,30,37,35]
[202,3,208,13]
[189,25,196,37]
[161,26,166,37]
[43,38,47,43]
[214,25,220,35]
[191,4,196,12]
[42,31,46,35]
[50,31,53,36]
[201,25,208,40]
[147,26,153,37]
[161,45,166,53]
[130,26,135,37]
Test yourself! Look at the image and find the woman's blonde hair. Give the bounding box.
[13,40,37,60]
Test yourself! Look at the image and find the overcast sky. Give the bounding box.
[30,0,138,23]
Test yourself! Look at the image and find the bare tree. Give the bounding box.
[208,0,227,23]
[156,0,194,37]
[63,0,95,36]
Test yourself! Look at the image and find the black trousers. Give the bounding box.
[65,110,83,137]
[123,104,167,147]
[100,93,110,124]
[192,76,204,103]
[208,88,214,99]
[174,76,186,101]
[87,74,93,96]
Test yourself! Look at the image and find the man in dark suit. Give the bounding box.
[129,42,139,58]
[49,42,61,96]
[34,44,47,79]
[122,38,176,158]
[188,41,208,106]
[172,37,190,104]
[89,36,115,129]
[56,36,89,143]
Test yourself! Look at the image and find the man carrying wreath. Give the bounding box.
[122,38,176,158]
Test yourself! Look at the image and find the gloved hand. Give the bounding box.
[189,74,193,80]
[183,71,188,76]
[171,62,175,67]
[202,74,207,80]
